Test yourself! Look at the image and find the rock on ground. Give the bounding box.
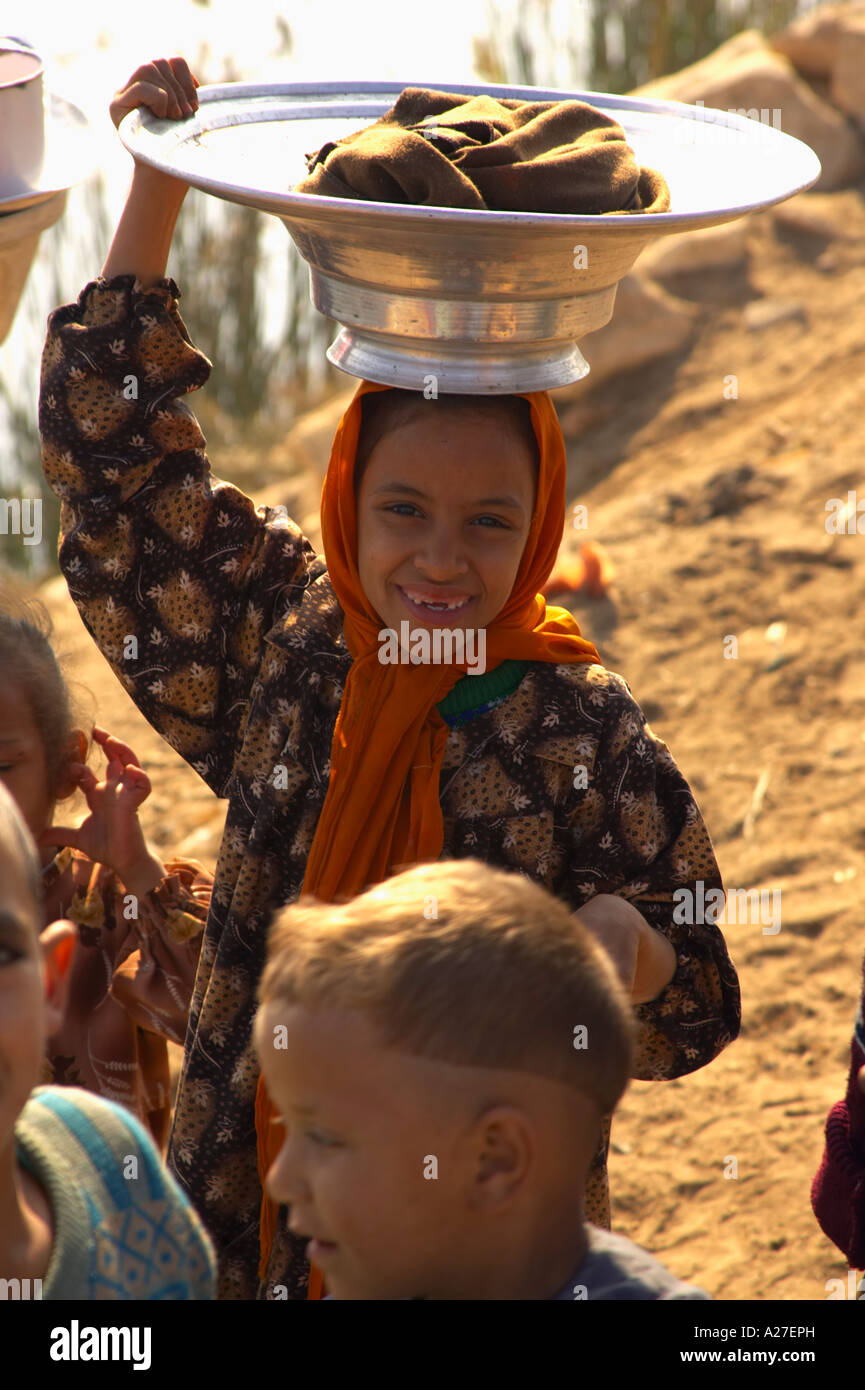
[830,22,865,126]
[632,28,865,192]
[566,273,697,391]
[770,1,865,78]
[637,219,750,279]
[771,189,861,241]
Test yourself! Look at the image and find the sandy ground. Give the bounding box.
[37,177,865,1302]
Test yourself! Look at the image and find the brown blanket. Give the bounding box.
[295,86,670,215]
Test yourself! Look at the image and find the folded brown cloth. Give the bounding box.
[295,86,670,215]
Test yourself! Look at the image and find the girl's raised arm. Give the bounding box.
[39,60,319,799]
[103,58,197,289]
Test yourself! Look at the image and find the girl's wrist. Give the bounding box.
[119,853,167,901]
[129,159,189,206]
[102,163,189,285]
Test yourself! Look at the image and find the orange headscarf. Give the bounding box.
[255,379,603,1294]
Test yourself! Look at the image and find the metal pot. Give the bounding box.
[120,79,823,393]
[0,44,45,198]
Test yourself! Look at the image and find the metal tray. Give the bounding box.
[120,80,822,392]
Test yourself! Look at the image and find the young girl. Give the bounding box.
[38,57,740,1299]
[0,598,211,1147]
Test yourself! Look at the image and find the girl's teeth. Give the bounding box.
[406,592,469,610]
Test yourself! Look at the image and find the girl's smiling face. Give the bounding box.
[355,409,536,633]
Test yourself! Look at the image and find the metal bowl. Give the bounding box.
[120,80,822,393]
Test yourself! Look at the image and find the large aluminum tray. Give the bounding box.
[120,80,821,393]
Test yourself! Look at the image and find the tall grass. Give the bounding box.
[476,0,808,92]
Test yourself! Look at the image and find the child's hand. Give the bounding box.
[575,894,677,1004]
[103,57,198,282]
[110,57,200,130]
[38,727,165,899]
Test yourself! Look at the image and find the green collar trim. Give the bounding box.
[436,659,530,721]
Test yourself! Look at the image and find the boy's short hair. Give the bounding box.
[355,390,540,480]
[259,860,633,1115]
[0,780,41,909]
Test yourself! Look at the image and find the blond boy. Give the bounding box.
[255,860,710,1300]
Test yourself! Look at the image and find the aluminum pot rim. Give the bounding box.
[119,78,823,232]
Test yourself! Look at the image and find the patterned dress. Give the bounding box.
[41,845,210,1148]
[39,274,741,1300]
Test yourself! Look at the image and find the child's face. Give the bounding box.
[0,677,55,841]
[0,835,71,1159]
[355,411,536,634]
[256,1002,491,1299]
